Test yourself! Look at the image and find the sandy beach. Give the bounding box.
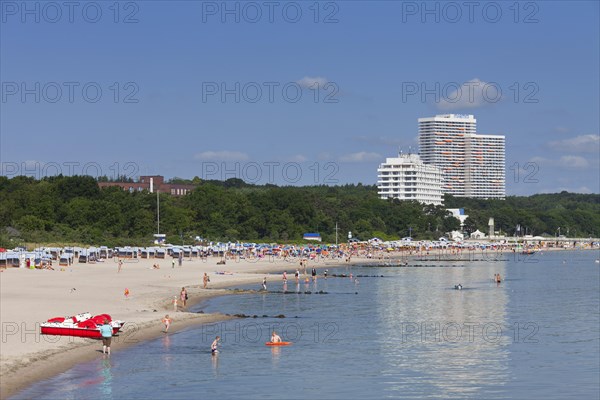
[1,245,592,398]
[1,254,363,398]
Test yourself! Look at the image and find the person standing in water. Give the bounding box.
[162,315,172,332]
[211,336,220,354]
[262,277,267,290]
[99,319,113,355]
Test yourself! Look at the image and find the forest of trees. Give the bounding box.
[0,175,598,247]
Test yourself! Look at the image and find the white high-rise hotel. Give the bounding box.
[418,114,505,199]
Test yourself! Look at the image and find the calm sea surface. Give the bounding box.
[13,250,600,399]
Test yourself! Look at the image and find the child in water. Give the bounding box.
[162,315,172,332]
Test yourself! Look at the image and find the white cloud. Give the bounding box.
[317,152,332,161]
[338,151,382,163]
[296,76,329,89]
[558,155,589,168]
[194,151,249,161]
[529,156,548,164]
[548,134,600,153]
[287,154,307,162]
[437,78,501,110]
[576,186,592,193]
[529,155,590,169]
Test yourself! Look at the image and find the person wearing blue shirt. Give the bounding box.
[99,319,113,355]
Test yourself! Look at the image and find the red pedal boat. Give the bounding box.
[40,312,125,338]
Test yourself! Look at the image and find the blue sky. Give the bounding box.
[1,1,599,195]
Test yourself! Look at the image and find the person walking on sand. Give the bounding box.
[172,259,175,269]
[99,319,113,355]
[118,259,123,273]
[203,272,210,289]
[162,315,172,332]
[211,336,220,354]
[180,287,188,308]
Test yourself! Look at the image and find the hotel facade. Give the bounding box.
[377,153,444,205]
[418,114,505,199]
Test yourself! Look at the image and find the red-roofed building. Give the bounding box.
[98,175,196,196]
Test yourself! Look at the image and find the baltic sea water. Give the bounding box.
[12,250,600,399]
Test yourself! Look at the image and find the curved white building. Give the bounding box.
[377,153,443,205]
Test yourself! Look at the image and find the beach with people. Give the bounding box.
[1,241,597,398]
[0,250,381,398]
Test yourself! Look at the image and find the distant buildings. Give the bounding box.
[377,153,443,205]
[376,113,506,204]
[98,175,196,196]
[418,114,505,199]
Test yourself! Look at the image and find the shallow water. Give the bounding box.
[12,250,600,399]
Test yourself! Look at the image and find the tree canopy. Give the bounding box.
[0,175,597,247]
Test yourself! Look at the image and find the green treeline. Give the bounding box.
[445,192,600,238]
[0,175,598,247]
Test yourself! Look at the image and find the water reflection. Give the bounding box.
[161,334,173,369]
[377,261,509,398]
[211,353,219,377]
[100,356,113,399]
[270,346,281,365]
